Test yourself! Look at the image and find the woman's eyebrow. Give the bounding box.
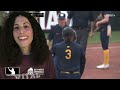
[14,22,30,26]
[23,22,31,25]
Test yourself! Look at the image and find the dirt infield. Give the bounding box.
[81,43,120,79]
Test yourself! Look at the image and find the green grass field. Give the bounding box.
[88,30,120,44]
[45,30,120,44]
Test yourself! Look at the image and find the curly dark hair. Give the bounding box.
[0,11,50,67]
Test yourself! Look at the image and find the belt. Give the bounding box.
[60,71,80,74]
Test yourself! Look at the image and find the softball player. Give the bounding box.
[51,27,86,79]
[95,11,111,69]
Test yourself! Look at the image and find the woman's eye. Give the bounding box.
[24,25,29,29]
[13,27,19,30]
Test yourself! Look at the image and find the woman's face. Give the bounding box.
[13,15,33,49]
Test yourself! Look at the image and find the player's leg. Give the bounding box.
[97,26,110,69]
[76,28,89,54]
[75,29,81,44]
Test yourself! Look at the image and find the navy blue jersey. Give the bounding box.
[51,41,86,75]
[47,24,67,45]
[67,11,95,28]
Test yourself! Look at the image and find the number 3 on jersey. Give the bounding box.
[65,49,71,59]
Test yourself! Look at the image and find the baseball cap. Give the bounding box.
[58,13,65,20]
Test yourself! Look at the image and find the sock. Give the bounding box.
[103,49,109,65]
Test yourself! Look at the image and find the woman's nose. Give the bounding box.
[19,28,24,34]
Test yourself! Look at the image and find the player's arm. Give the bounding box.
[51,44,61,78]
[89,21,95,36]
[47,40,53,50]
[50,44,55,56]
[89,11,95,37]
[107,24,112,37]
[47,26,54,50]
[80,48,86,77]
[66,11,73,26]
[73,30,77,42]
[96,14,109,27]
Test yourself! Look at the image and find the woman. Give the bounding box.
[95,11,111,69]
[0,11,56,79]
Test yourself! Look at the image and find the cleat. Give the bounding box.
[97,64,109,69]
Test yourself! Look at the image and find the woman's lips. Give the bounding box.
[18,36,28,40]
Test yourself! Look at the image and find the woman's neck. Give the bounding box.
[21,46,30,55]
